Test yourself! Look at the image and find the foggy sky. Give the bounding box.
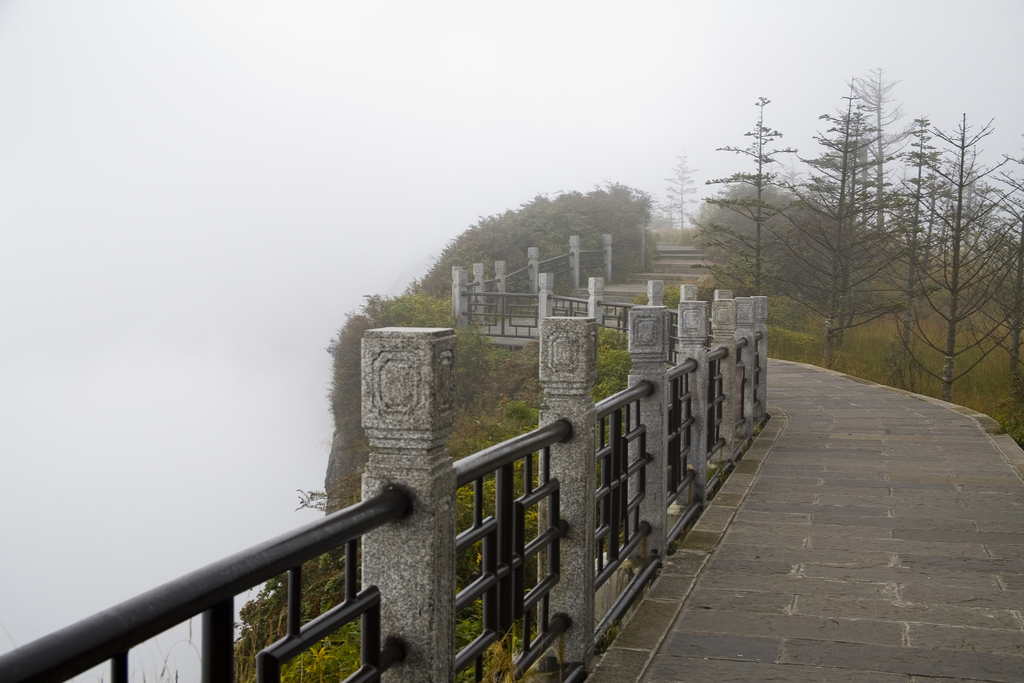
[1,0,1022,672]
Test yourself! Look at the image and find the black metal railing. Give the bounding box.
[505,264,531,292]
[453,420,573,681]
[549,295,589,318]
[0,488,412,683]
[666,358,701,544]
[537,254,571,278]
[465,291,539,338]
[578,250,605,271]
[706,347,727,461]
[734,337,749,437]
[593,381,660,641]
[753,330,763,417]
[599,301,634,333]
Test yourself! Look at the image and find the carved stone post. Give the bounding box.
[735,297,756,442]
[569,235,581,290]
[588,277,604,327]
[452,267,468,331]
[494,261,507,294]
[537,272,554,321]
[361,328,457,683]
[628,305,670,557]
[680,284,697,302]
[528,247,540,295]
[472,263,484,291]
[677,298,709,506]
[539,318,598,669]
[753,295,769,421]
[711,290,739,459]
[602,234,613,282]
[647,280,664,306]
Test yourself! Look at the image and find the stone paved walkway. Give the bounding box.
[591,359,1024,683]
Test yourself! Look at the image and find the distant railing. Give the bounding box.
[3,295,769,683]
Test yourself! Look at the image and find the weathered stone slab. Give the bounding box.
[661,632,782,663]
[684,588,795,614]
[673,608,904,646]
[793,594,1023,630]
[781,638,1024,682]
[643,655,908,682]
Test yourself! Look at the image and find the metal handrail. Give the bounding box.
[0,488,412,683]
[456,420,572,486]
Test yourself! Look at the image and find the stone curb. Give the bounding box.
[586,404,790,683]
[772,359,1024,484]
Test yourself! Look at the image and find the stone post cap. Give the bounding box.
[539,317,598,395]
[494,260,506,276]
[538,272,554,289]
[736,297,754,327]
[362,328,457,452]
[528,247,540,258]
[628,306,669,358]
[452,268,468,285]
[588,277,604,294]
[711,298,738,334]
[677,300,709,342]
[753,296,768,323]
[472,263,484,280]
[602,234,613,245]
[680,284,697,301]
[714,289,734,300]
[647,280,664,306]
[569,235,580,247]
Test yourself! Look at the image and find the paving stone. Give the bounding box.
[660,550,709,576]
[907,623,1024,655]
[703,557,798,575]
[899,584,1024,610]
[612,599,682,650]
[893,529,1024,546]
[807,536,990,559]
[684,588,794,614]
[793,595,1023,630]
[781,638,1024,682]
[700,572,898,600]
[674,607,904,646]
[800,564,1001,589]
[646,574,697,602]
[588,648,650,683]
[643,656,909,682]
[661,632,782,662]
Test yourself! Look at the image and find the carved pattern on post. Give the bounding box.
[628,305,669,557]
[588,277,604,327]
[569,235,580,290]
[538,318,597,668]
[677,300,709,505]
[361,328,457,683]
[680,284,697,302]
[537,272,554,321]
[711,291,739,455]
[735,297,755,441]
[602,234,613,282]
[452,267,468,330]
[472,263,484,290]
[647,280,664,307]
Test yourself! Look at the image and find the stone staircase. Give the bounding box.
[572,242,712,303]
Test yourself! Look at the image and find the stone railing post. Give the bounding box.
[735,297,756,442]
[602,234,613,282]
[753,295,769,421]
[647,280,664,306]
[677,298,709,506]
[628,305,670,557]
[711,290,739,459]
[569,235,581,289]
[537,272,554,321]
[528,247,540,295]
[452,267,468,331]
[494,260,506,293]
[472,263,484,291]
[588,277,604,327]
[539,317,598,670]
[361,328,458,683]
[680,284,697,302]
